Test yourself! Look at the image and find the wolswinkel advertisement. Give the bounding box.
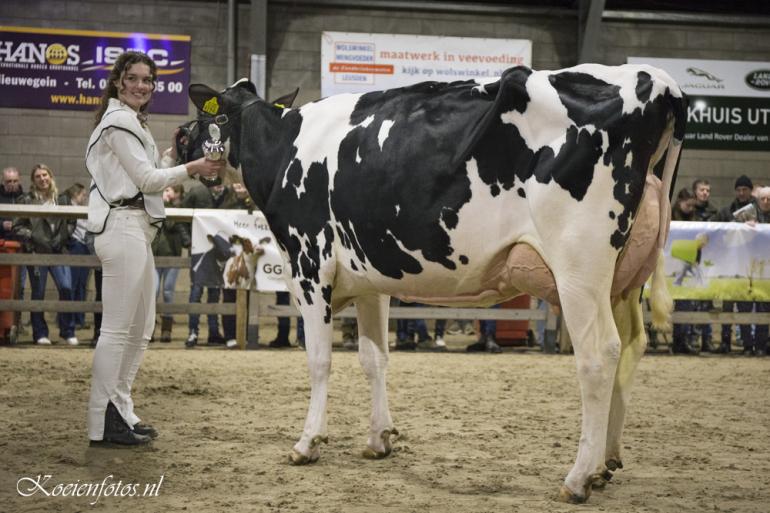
[321,32,531,97]
[0,26,191,114]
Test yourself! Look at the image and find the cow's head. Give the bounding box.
[181,80,299,169]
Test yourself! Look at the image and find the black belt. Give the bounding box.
[114,193,145,209]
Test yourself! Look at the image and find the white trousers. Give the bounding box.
[88,210,157,440]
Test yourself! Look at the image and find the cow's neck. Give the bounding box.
[238,105,302,214]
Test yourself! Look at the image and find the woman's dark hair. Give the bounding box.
[93,51,157,127]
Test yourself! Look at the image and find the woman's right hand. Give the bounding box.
[185,157,226,178]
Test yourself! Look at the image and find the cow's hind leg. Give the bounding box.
[557,286,621,503]
[355,294,398,459]
[594,289,647,488]
[290,294,335,465]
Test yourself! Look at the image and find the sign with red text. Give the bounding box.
[0,26,191,113]
[321,32,531,97]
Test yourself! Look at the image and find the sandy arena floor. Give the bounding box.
[1,326,768,513]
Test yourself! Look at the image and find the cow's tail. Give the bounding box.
[649,90,686,332]
[649,250,672,332]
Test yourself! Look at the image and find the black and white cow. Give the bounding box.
[184,64,685,503]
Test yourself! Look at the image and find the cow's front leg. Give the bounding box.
[354,294,397,459]
[557,290,621,503]
[290,297,334,465]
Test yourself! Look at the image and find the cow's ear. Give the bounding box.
[189,84,224,116]
[233,78,257,95]
[270,87,299,108]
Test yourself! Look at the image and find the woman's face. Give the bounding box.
[678,198,695,214]
[72,189,87,206]
[32,168,52,191]
[115,62,154,112]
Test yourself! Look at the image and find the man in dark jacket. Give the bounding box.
[1,167,24,239]
[689,179,718,351]
[692,179,718,222]
[183,180,253,348]
[715,174,758,354]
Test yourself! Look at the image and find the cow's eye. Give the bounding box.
[214,114,229,125]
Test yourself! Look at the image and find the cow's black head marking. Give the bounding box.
[185,80,299,169]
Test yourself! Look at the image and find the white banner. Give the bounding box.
[321,32,531,96]
[663,221,770,300]
[628,57,770,98]
[190,209,287,291]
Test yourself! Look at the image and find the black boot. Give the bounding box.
[90,402,151,447]
[466,334,488,352]
[485,335,503,354]
[133,422,158,439]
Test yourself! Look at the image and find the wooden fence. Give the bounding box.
[1,204,769,351]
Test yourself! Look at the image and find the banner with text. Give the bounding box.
[0,26,191,114]
[191,209,287,291]
[663,221,770,301]
[628,57,770,151]
[321,32,531,96]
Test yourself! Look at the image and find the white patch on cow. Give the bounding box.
[395,204,400,215]
[500,72,572,155]
[625,146,633,169]
[359,114,375,128]
[356,147,361,163]
[292,93,363,195]
[377,120,394,150]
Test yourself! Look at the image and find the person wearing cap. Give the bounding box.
[714,174,758,355]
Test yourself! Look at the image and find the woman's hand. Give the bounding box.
[185,156,226,178]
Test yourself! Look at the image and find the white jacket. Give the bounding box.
[85,98,188,233]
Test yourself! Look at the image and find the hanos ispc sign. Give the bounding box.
[0,26,191,114]
[629,57,770,151]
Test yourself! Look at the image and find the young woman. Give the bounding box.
[13,164,78,345]
[86,51,223,446]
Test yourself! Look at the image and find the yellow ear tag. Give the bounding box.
[274,103,285,109]
[202,97,220,115]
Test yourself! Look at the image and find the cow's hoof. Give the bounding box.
[592,470,612,489]
[289,435,327,465]
[606,458,623,471]
[289,449,318,465]
[362,428,398,460]
[558,484,589,504]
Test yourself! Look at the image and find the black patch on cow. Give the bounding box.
[459,255,469,265]
[329,77,506,279]
[517,188,526,198]
[609,211,616,219]
[350,260,358,271]
[490,183,501,197]
[321,285,332,323]
[635,71,652,103]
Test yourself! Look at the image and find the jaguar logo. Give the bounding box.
[686,67,723,83]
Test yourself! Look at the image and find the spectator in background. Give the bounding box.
[1,167,25,339]
[692,179,718,222]
[1,167,24,239]
[752,186,770,357]
[690,179,718,352]
[466,315,502,353]
[184,179,253,348]
[152,185,189,343]
[62,183,90,331]
[13,164,78,345]
[715,175,757,354]
[670,188,699,354]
